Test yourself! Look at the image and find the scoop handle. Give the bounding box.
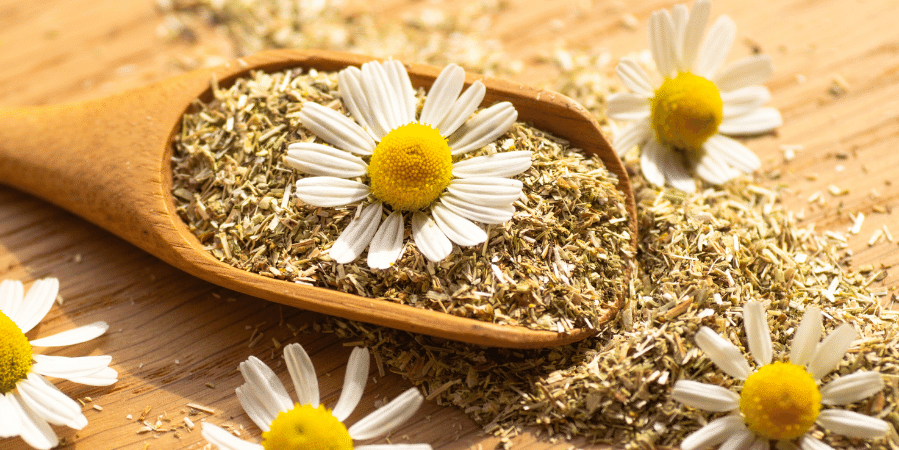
[0,69,216,262]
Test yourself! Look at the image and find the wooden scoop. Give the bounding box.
[0,49,637,348]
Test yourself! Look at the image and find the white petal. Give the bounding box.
[30,321,108,347]
[236,384,274,432]
[808,324,857,380]
[719,426,756,450]
[436,81,486,138]
[666,171,698,193]
[17,373,87,429]
[383,60,416,125]
[411,212,453,262]
[15,278,59,333]
[816,409,890,439]
[367,211,405,270]
[743,301,772,367]
[332,347,370,422]
[239,356,293,418]
[32,354,112,380]
[285,143,368,178]
[361,61,405,133]
[681,0,711,72]
[681,415,745,450]
[0,279,24,320]
[640,139,667,187]
[791,306,823,367]
[329,203,383,264]
[821,371,885,405]
[715,54,774,92]
[0,393,20,438]
[357,445,433,450]
[299,102,376,155]
[642,139,696,193]
[421,64,465,128]
[295,177,370,208]
[612,118,652,156]
[448,102,517,156]
[722,86,772,118]
[9,393,58,450]
[800,435,834,450]
[695,15,736,79]
[349,388,423,440]
[649,9,678,78]
[339,66,384,139]
[446,177,523,207]
[653,139,698,192]
[607,92,651,121]
[67,367,118,386]
[719,107,782,136]
[615,58,656,98]
[671,5,689,69]
[694,150,740,185]
[452,150,532,179]
[694,327,752,380]
[431,203,487,247]
[671,380,740,412]
[202,423,264,450]
[702,134,761,174]
[440,194,515,225]
[283,343,320,408]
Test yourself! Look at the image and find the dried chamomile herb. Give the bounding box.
[171,67,632,333]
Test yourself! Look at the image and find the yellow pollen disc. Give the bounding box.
[651,72,724,151]
[368,122,453,211]
[740,362,821,441]
[261,403,353,450]
[0,310,33,394]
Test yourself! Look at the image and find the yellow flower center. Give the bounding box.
[368,122,453,211]
[0,310,33,394]
[740,362,821,441]
[261,403,353,450]
[651,72,723,151]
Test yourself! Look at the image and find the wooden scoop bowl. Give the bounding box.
[0,49,636,348]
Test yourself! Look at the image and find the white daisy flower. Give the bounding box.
[286,59,530,268]
[608,0,782,192]
[202,344,431,450]
[672,301,889,449]
[0,278,117,449]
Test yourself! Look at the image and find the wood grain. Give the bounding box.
[0,0,897,449]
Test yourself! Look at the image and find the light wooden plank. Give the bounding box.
[0,0,896,449]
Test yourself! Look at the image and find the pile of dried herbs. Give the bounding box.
[315,175,899,449]
[170,68,632,332]
[157,0,519,78]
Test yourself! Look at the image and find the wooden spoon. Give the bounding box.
[0,49,637,348]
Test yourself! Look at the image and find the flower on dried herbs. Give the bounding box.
[286,60,530,268]
[0,278,117,450]
[672,301,889,449]
[608,0,781,192]
[202,344,430,450]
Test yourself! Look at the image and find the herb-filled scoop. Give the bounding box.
[0,49,636,348]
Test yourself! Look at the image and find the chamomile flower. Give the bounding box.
[608,0,782,192]
[286,60,530,268]
[672,301,889,449]
[0,278,117,449]
[202,344,431,450]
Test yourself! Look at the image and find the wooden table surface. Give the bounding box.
[1,0,897,449]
